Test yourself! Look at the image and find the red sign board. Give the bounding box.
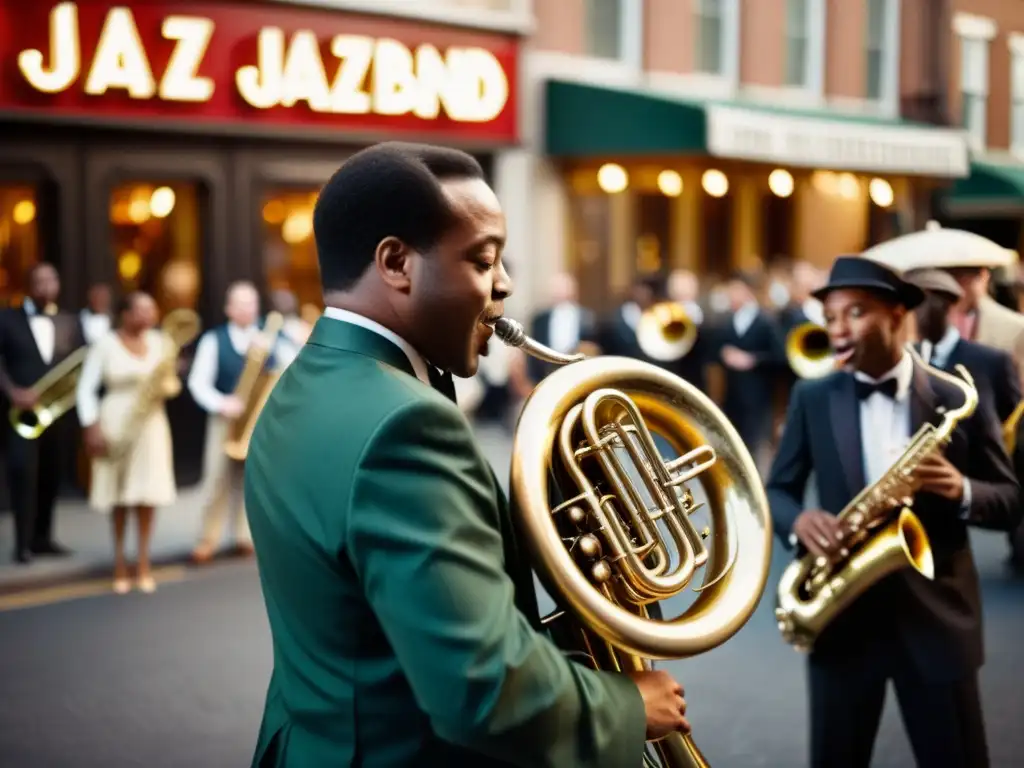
[0,1,520,144]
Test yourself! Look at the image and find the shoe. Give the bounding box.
[112,578,131,595]
[136,576,157,594]
[31,542,72,557]
[235,542,254,558]
[191,545,214,565]
[13,550,32,565]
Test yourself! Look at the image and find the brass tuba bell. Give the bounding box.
[490,317,773,768]
[637,301,698,362]
[8,345,89,439]
[785,322,836,379]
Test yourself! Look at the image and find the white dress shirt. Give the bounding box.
[22,298,55,364]
[620,301,641,331]
[732,301,759,338]
[855,352,971,518]
[322,307,431,386]
[926,325,961,369]
[80,310,111,346]
[802,298,825,328]
[187,323,263,414]
[547,302,580,354]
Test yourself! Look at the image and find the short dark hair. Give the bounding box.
[313,142,485,292]
[115,290,146,318]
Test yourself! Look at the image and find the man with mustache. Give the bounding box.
[243,143,689,767]
[766,256,1019,768]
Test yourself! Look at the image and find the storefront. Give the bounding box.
[537,79,970,311]
[940,153,1024,253]
[0,0,521,487]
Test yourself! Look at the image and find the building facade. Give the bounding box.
[906,0,1024,249]
[0,0,525,483]
[509,0,971,315]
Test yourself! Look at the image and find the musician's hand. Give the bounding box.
[913,454,965,501]
[721,345,755,371]
[220,396,244,418]
[627,669,690,739]
[83,425,107,458]
[9,387,37,410]
[793,509,844,559]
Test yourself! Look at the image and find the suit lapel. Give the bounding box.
[829,374,865,498]
[16,306,45,366]
[909,363,938,435]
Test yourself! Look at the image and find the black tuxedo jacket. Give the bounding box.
[918,336,1021,423]
[766,363,1020,681]
[713,310,786,412]
[526,306,597,384]
[0,306,84,392]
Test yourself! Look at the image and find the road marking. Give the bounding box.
[0,564,192,612]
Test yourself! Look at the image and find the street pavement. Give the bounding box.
[0,423,1022,767]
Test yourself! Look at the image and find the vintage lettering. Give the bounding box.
[235,27,284,109]
[159,16,215,102]
[279,30,331,112]
[83,7,156,98]
[329,35,373,114]
[17,2,80,94]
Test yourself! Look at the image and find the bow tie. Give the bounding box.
[855,377,899,401]
[428,366,458,405]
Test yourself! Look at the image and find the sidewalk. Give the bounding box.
[0,422,516,593]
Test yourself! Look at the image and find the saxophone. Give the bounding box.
[105,310,201,462]
[223,311,285,461]
[775,345,979,652]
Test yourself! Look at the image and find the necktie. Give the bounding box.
[428,366,458,405]
[855,377,898,401]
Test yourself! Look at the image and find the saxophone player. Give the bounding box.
[187,281,274,563]
[766,256,1020,768]
[244,143,688,767]
[76,292,178,594]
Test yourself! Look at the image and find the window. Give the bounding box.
[865,0,886,100]
[1012,39,1024,151]
[108,182,202,314]
[960,36,989,147]
[0,186,40,308]
[785,0,809,87]
[694,0,723,75]
[262,189,325,320]
[585,0,622,60]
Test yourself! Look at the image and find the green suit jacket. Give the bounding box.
[244,317,647,768]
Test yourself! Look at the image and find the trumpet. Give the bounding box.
[785,322,836,379]
[637,301,699,362]
[8,345,88,439]
[490,316,773,768]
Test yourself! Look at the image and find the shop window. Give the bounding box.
[635,193,671,279]
[262,189,324,323]
[108,182,203,314]
[700,192,733,279]
[0,185,40,308]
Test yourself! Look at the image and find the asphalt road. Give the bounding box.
[0,534,1021,767]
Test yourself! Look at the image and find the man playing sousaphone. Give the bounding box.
[767,256,1019,768]
[187,281,280,564]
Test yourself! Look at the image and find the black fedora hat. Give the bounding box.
[812,255,925,309]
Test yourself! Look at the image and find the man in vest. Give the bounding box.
[187,281,276,563]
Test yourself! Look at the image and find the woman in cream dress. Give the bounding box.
[76,292,177,594]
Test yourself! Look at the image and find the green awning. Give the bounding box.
[945,157,1024,213]
[544,79,969,179]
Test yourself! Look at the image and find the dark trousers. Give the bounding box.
[808,643,988,768]
[6,427,60,554]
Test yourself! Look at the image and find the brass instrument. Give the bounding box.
[1003,399,1024,455]
[775,345,978,652]
[223,311,284,461]
[785,322,836,379]
[8,345,88,439]
[490,317,773,768]
[637,302,698,362]
[106,310,201,462]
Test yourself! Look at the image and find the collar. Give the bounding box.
[322,307,431,385]
[24,298,53,318]
[931,324,961,365]
[853,351,914,401]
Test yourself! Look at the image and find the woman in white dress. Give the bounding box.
[76,292,178,594]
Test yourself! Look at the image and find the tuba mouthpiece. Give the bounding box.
[489,316,586,366]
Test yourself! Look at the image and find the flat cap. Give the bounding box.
[905,268,965,300]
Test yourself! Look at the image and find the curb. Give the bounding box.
[0,549,252,597]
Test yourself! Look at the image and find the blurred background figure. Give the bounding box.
[76,292,179,595]
[267,289,311,370]
[598,276,658,359]
[79,283,113,346]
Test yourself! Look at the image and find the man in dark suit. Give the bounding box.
[243,143,689,767]
[716,270,786,471]
[909,268,1021,423]
[0,262,83,563]
[767,256,1020,768]
[523,271,597,386]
